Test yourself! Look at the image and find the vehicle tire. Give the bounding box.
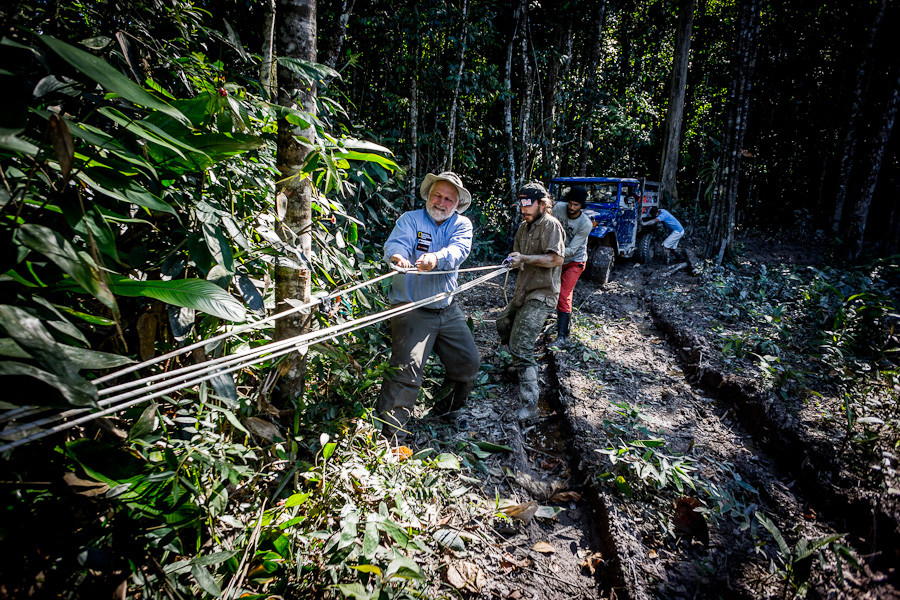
[637,233,657,264]
[588,246,614,286]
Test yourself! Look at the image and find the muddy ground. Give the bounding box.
[407,233,900,600]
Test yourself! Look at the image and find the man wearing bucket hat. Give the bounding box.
[378,171,480,444]
[496,182,565,424]
[551,186,593,347]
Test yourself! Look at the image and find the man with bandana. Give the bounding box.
[496,182,565,424]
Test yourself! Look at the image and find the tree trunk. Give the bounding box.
[503,1,524,203]
[322,0,356,69]
[409,65,419,208]
[274,0,317,406]
[548,20,574,177]
[578,4,605,177]
[840,69,900,262]
[260,0,277,99]
[517,13,534,186]
[705,0,760,263]
[407,2,420,208]
[658,0,696,206]
[832,0,886,233]
[444,0,468,172]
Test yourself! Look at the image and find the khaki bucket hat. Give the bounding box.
[419,171,472,213]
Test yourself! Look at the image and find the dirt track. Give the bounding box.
[440,252,899,599]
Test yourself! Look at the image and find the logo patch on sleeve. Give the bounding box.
[416,231,432,252]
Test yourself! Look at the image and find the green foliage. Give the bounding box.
[754,512,858,598]
[595,402,699,497]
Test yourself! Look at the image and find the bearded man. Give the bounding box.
[551,186,593,346]
[496,182,564,423]
[378,172,480,443]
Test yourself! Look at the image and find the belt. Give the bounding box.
[419,303,453,314]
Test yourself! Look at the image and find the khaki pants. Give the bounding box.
[496,299,553,367]
[377,303,480,437]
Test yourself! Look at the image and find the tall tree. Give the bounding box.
[658,0,696,206]
[260,0,277,99]
[578,3,605,177]
[832,0,886,233]
[706,0,760,263]
[503,0,525,202]
[840,69,900,261]
[322,0,356,69]
[444,0,468,172]
[408,3,420,207]
[274,0,317,405]
[517,12,534,186]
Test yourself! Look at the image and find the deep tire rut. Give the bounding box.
[539,269,897,599]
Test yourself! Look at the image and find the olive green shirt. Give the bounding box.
[511,211,565,308]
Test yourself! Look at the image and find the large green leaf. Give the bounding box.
[276,57,340,86]
[98,107,199,159]
[39,35,189,127]
[0,361,98,408]
[339,150,399,171]
[76,169,176,216]
[17,224,117,310]
[106,276,247,322]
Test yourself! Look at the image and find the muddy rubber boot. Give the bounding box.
[433,380,474,416]
[556,311,571,347]
[515,366,540,424]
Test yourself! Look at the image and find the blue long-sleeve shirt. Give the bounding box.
[383,209,473,308]
[657,209,684,233]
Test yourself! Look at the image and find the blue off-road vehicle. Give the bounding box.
[549,177,660,285]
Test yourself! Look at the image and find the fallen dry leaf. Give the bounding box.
[392,446,413,461]
[63,472,109,497]
[550,490,582,503]
[532,541,555,554]
[446,561,486,593]
[245,417,282,442]
[579,552,603,575]
[499,552,530,573]
[509,591,523,600]
[540,457,562,470]
[501,501,539,523]
[673,496,709,546]
[648,549,658,558]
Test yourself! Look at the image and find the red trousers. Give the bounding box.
[556,261,585,313]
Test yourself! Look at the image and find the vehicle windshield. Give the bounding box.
[588,183,618,204]
[554,183,619,204]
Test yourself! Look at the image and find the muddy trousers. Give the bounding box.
[495,299,553,368]
[377,304,480,441]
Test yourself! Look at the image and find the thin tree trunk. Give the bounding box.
[517,13,534,186]
[705,0,759,263]
[658,0,696,205]
[323,0,356,69]
[841,69,900,261]
[578,4,605,176]
[260,0,276,99]
[504,1,524,202]
[408,3,419,208]
[551,21,575,177]
[445,0,468,171]
[832,0,886,233]
[274,0,317,406]
[887,183,900,255]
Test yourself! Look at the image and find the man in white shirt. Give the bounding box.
[551,186,593,346]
